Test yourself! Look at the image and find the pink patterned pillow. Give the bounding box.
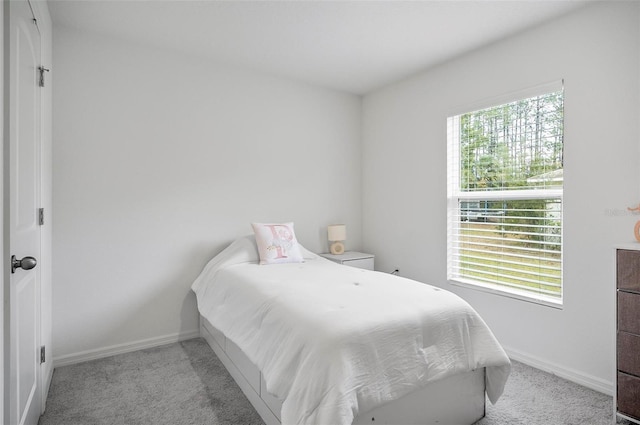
[251,222,304,265]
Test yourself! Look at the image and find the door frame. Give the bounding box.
[1,1,5,421]
[28,0,53,412]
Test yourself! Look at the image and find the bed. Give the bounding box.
[191,235,511,425]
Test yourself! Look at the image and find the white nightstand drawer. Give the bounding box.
[342,257,374,270]
[319,252,375,271]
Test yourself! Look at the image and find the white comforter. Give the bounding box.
[192,236,510,425]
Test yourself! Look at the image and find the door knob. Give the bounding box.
[11,255,37,273]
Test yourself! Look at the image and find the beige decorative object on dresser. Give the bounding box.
[616,247,640,424]
[319,251,374,271]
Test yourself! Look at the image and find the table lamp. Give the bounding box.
[328,224,346,255]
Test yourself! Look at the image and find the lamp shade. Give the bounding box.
[327,224,346,241]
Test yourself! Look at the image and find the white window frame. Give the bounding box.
[446,81,564,308]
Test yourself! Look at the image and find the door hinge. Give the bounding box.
[38,66,50,88]
[38,208,44,226]
[40,346,46,364]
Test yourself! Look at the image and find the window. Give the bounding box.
[447,83,564,306]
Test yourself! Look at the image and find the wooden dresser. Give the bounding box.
[616,248,640,424]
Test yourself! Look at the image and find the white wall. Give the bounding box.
[362,1,640,394]
[52,27,362,362]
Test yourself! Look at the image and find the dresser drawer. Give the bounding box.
[618,250,640,292]
[618,372,640,421]
[618,291,640,335]
[619,332,640,377]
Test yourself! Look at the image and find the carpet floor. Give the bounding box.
[39,338,632,425]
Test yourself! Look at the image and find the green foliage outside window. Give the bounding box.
[460,91,564,192]
[460,92,563,251]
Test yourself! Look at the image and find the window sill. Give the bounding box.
[448,278,563,310]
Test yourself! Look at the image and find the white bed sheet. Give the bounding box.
[192,236,510,425]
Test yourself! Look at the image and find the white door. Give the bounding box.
[7,1,42,424]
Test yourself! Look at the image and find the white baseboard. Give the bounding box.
[52,330,200,368]
[503,345,614,396]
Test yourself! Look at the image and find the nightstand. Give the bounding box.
[319,251,374,271]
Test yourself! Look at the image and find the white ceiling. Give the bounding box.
[48,0,591,95]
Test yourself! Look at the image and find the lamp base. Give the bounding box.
[330,241,345,255]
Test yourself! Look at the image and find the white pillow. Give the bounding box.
[251,222,304,265]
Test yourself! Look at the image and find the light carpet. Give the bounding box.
[39,338,263,425]
[39,338,632,425]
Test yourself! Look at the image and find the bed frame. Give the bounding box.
[200,315,486,425]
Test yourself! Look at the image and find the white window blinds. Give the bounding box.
[447,83,564,304]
